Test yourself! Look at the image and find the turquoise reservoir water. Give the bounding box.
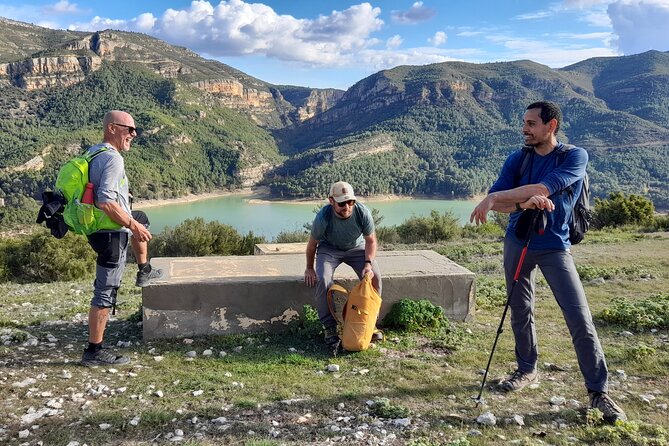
[140,194,477,240]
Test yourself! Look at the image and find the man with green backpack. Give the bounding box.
[79,110,162,367]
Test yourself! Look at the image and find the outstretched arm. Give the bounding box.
[470,184,553,225]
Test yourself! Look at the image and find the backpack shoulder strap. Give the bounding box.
[555,143,581,196]
[84,146,109,161]
[515,147,533,186]
[327,283,349,322]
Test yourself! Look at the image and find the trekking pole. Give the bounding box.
[474,209,544,407]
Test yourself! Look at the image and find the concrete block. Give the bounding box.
[142,250,475,340]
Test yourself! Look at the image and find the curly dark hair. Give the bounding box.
[526,101,562,134]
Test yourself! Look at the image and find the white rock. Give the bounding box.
[477,412,496,426]
[468,429,483,436]
[174,429,184,436]
[508,414,524,426]
[619,331,634,337]
[202,349,213,356]
[233,346,243,353]
[615,369,627,380]
[550,396,566,406]
[66,442,80,446]
[99,423,111,430]
[13,378,37,388]
[192,390,204,397]
[148,348,157,354]
[46,399,63,409]
[337,402,345,409]
[60,370,72,379]
[212,417,228,424]
[219,351,227,357]
[107,368,118,374]
[185,351,197,358]
[288,347,297,353]
[358,369,369,375]
[326,364,340,372]
[18,430,30,438]
[130,416,140,426]
[656,403,668,410]
[393,418,412,427]
[183,338,194,344]
[154,390,164,398]
[153,356,164,362]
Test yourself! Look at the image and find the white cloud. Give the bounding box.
[43,0,80,15]
[390,1,436,24]
[386,34,403,50]
[428,31,447,46]
[67,1,384,66]
[608,0,669,53]
[499,37,618,66]
[581,11,611,26]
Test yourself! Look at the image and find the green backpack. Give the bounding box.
[55,147,122,235]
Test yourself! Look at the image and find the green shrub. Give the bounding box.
[383,299,448,331]
[396,210,460,243]
[627,343,656,361]
[600,292,669,330]
[151,217,265,257]
[368,398,410,418]
[475,277,507,309]
[461,221,503,238]
[582,420,668,445]
[593,192,655,228]
[273,229,309,243]
[289,304,322,338]
[375,225,399,244]
[2,230,95,282]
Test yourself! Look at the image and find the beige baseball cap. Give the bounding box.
[329,181,357,203]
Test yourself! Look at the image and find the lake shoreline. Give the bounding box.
[134,186,483,209]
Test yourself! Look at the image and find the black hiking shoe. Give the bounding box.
[81,347,130,367]
[499,369,538,392]
[135,266,164,287]
[324,326,340,347]
[589,391,627,423]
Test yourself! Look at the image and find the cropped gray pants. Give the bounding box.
[314,242,382,329]
[503,236,609,393]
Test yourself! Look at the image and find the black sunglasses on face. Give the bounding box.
[335,200,356,207]
[113,123,137,134]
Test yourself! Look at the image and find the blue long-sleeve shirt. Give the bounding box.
[489,143,587,250]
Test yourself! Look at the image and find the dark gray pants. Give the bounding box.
[314,242,382,329]
[503,236,608,393]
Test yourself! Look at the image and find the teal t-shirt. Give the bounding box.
[311,203,375,251]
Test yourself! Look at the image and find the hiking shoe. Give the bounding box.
[499,369,538,392]
[81,348,130,367]
[324,326,340,346]
[135,266,164,287]
[371,330,384,342]
[589,391,627,423]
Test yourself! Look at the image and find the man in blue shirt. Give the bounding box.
[304,181,382,346]
[470,101,626,423]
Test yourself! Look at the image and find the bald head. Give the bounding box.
[103,110,136,152]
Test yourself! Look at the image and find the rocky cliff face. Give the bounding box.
[0,29,341,127]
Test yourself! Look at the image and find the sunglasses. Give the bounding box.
[335,200,356,207]
[113,123,137,134]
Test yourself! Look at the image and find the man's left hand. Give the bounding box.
[362,264,374,279]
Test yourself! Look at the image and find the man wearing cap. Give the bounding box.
[304,181,382,346]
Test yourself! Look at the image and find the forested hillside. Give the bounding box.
[270,53,669,208]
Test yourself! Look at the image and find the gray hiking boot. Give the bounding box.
[324,326,340,347]
[135,266,163,287]
[499,369,538,392]
[81,347,130,367]
[589,391,627,423]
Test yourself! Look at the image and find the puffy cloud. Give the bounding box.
[391,1,436,24]
[68,0,384,66]
[44,0,80,14]
[386,34,403,50]
[608,0,669,53]
[428,31,447,46]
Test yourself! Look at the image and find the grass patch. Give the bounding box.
[600,292,669,330]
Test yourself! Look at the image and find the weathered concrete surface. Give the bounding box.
[254,242,306,255]
[142,250,475,340]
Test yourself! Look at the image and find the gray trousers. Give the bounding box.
[503,236,608,393]
[314,242,382,329]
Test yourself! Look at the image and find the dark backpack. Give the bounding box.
[517,143,592,245]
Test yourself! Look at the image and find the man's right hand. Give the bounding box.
[129,219,152,243]
[304,268,317,287]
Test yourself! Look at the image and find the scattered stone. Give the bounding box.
[507,414,524,426]
[183,339,194,344]
[477,412,496,426]
[468,429,483,436]
[202,349,213,356]
[185,351,197,358]
[192,390,204,397]
[13,378,37,388]
[154,356,164,362]
[233,346,243,353]
[18,430,30,438]
[60,370,72,379]
[212,417,227,424]
[326,364,340,372]
[288,347,297,353]
[656,403,668,410]
[337,402,345,410]
[130,416,140,426]
[619,331,634,337]
[550,396,566,406]
[99,423,111,430]
[393,418,411,427]
[639,394,656,404]
[117,341,131,348]
[154,390,164,398]
[219,351,227,357]
[615,369,627,380]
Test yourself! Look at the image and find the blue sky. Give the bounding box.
[2,0,668,89]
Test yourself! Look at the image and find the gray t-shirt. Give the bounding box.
[86,143,131,232]
[311,203,375,251]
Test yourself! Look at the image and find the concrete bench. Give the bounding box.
[142,250,475,340]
